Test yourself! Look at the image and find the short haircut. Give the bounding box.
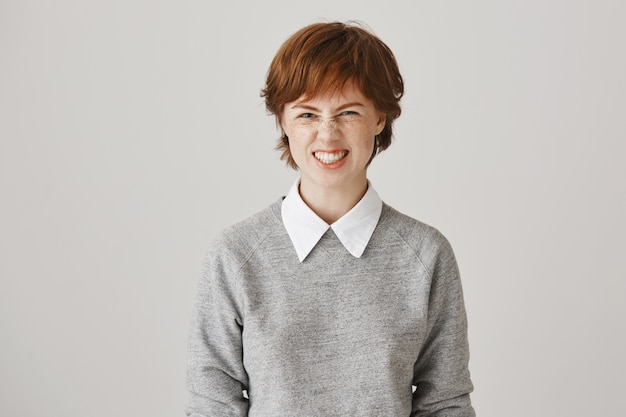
[261,21,404,169]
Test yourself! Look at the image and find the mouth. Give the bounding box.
[313,150,348,165]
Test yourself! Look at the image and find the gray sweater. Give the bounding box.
[187,199,475,416]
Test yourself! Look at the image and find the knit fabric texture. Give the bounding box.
[186,198,475,417]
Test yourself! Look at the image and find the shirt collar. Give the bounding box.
[281,178,383,262]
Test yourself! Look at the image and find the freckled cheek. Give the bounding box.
[352,126,377,146]
[286,135,313,166]
[286,128,316,150]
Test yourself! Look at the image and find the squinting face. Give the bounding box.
[281,83,386,193]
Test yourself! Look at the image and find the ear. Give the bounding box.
[277,111,287,136]
[376,112,386,135]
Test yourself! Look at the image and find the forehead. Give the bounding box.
[288,83,372,108]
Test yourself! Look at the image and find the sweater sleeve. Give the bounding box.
[411,235,475,416]
[186,239,249,417]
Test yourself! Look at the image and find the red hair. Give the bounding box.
[261,21,404,168]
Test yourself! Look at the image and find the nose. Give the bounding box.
[316,117,339,140]
[320,118,338,131]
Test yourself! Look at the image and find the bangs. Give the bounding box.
[285,33,362,102]
[265,23,381,109]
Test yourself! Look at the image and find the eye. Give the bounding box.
[299,113,315,119]
[340,110,358,116]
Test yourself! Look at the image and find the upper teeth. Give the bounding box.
[314,151,347,164]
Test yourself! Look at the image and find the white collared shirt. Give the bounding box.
[281,179,383,262]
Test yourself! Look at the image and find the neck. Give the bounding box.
[298,178,368,224]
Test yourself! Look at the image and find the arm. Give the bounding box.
[186,241,249,417]
[411,237,475,416]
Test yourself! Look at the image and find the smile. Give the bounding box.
[314,151,348,165]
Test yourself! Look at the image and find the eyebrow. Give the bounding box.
[290,102,366,112]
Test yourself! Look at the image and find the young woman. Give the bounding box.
[187,21,475,416]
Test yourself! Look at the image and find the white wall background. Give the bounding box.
[1,1,624,416]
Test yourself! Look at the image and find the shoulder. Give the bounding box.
[208,198,284,268]
[377,203,456,270]
[378,203,450,248]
